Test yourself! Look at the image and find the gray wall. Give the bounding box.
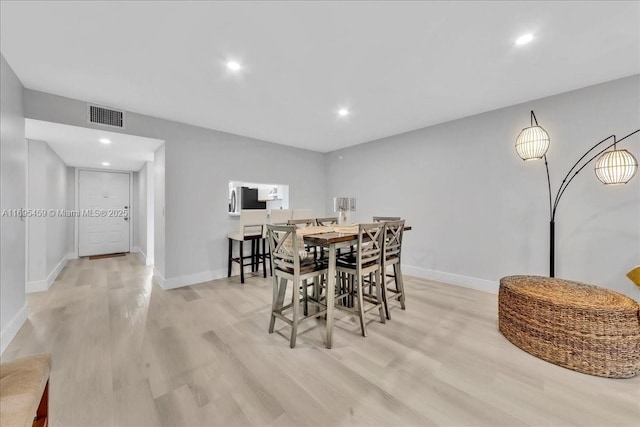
[27,139,73,290]
[23,89,325,287]
[0,54,27,353]
[326,75,640,299]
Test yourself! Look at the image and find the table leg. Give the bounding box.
[326,244,336,349]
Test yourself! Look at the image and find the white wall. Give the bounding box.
[26,139,72,292]
[133,160,154,265]
[1,54,27,354]
[154,145,166,279]
[23,90,325,289]
[325,75,640,299]
[27,140,46,285]
[66,166,75,255]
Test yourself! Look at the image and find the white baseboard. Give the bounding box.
[402,265,499,294]
[26,279,48,293]
[152,268,165,288]
[26,253,70,293]
[1,304,28,355]
[155,268,228,290]
[67,251,78,260]
[133,246,154,266]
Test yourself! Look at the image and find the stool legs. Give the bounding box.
[228,238,233,278]
[239,241,245,283]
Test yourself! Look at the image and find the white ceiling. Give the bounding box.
[25,119,164,171]
[2,1,639,152]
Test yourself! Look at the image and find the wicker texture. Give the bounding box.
[498,276,640,378]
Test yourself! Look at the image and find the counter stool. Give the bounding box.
[267,224,328,348]
[228,209,267,283]
[379,220,406,319]
[335,223,386,337]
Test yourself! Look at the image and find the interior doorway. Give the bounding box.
[78,170,131,256]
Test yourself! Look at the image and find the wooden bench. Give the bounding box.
[0,353,51,427]
[498,276,640,378]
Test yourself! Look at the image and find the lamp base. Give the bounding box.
[338,210,350,225]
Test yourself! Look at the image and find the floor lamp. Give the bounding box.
[515,111,639,277]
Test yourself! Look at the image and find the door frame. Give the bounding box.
[74,168,133,257]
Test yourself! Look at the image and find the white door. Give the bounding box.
[79,170,130,256]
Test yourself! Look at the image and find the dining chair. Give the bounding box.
[379,220,406,319]
[335,223,386,337]
[373,216,401,222]
[288,218,316,228]
[292,209,312,220]
[315,217,338,226]
[269,209,292,225]
[227,209,268,283]
[267,224,328,348]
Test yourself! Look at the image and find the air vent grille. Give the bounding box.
[87,104,125,128]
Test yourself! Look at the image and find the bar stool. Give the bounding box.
[335,223,386,337]
[227,209,267,283]
[379,219,406,319]
[263,209,293,276]
[267,224,328,348]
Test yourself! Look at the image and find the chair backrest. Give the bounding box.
[373,216,401,222]
[240,209,267,236]
[288,218,316,228]
[292,209,312,220]
[355,223,384,269]
[315,217,338,226]
[383,220,405,261]
[269,209,292,225]
[267,224,300,273]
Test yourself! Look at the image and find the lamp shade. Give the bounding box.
[515,126,550,160]
[594,149,638,185]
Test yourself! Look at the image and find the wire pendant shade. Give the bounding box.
[594,149,638,185]
[515,126,550,160]
[333,196,356,212]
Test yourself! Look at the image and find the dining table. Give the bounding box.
[298,224,411,349]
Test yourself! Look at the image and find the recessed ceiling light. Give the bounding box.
[227,61,242,71]
[102,162,110,166]
[99,138,111,144]
[338,108,350,117]
[515,33,534,45]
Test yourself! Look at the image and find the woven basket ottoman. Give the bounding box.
[498,276,640,378]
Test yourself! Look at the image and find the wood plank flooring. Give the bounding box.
[2,254,639,426]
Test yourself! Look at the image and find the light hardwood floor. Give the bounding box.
[3,254,639,426]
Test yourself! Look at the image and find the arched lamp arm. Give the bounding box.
[551,129,640,219]
[543,154,552,219]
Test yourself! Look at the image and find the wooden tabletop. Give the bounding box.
[304,226,411,246]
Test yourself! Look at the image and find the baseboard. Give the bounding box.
[26,253,69,293]
[26,279,48,293]
[1,304,28,355]
[155,268,228,290]
[67,251,78,260]
[133,247,153,266]
[152,268,165,289]
[402,265,499,294]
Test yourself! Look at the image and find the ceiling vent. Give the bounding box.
[87,104,125,128]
